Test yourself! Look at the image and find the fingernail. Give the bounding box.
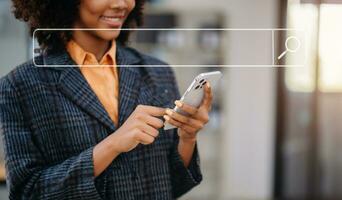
[166,109,173,116]
[207,82,211,88]
[163,115,170,121]
[175,100,183,107]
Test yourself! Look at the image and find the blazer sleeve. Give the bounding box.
[169,129,203,198]
[0,76,102,200]
[165,69,203,198]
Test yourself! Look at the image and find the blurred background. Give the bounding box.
[1,0,342,199]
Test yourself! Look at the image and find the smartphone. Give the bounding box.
[164,71,223,130]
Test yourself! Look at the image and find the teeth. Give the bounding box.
[101,16,121,22]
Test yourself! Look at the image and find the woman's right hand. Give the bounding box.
[93,105,165,177]
[111,105,165,153]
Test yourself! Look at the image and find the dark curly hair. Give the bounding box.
[11,0,145,53]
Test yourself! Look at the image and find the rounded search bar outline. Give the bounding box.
[32,28,305,67]
[277,36,301,60]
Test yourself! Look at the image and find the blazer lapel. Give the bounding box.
[116,44,142,126]
[42,44,143,132]
[43,51,117,132]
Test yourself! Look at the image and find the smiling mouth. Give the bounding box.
[100,15,124,28]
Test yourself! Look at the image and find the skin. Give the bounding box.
[73,0,135,61]
[72,0,213,177]
[164,83,213,166]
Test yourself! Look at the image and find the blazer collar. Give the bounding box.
[41,43,142,133]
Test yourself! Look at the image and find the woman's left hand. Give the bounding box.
[164,82,213,143]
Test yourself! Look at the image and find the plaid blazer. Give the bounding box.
[0,44,202,200]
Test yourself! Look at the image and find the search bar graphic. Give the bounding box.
[32,28,306,67]
[277,36,301,60]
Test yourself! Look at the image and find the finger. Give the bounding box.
[174,100,198,116]
[137,121,159,138]
[139,114,164,129]
[137,105,166,117]
[196,112,210,124]
[178,123,197,133]
[163,115,183,128]
[165,109,204,130]
[164,115,198,133]
[135,130,155,145]
[165,108,189,124]
[201,82,213,110]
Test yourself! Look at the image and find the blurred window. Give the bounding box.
[285,2,342,92]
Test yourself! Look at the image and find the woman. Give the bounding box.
[0,0,213,199]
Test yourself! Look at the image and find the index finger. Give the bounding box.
[175,100,198,116]
[201,82,213,110]
[137,105,166,117]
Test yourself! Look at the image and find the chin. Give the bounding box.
[95,30,121,41]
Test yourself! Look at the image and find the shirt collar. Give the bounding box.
[42,42,141,69]
[66,39,116,66]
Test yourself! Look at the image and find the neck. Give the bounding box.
[72,29,111,62]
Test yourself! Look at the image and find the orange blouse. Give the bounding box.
[66,40,119,126]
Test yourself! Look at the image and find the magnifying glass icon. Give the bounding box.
[277,36,301,60]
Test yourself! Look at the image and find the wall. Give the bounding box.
[222,0,278,199]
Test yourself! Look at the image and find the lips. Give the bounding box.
[100,15,124,28]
